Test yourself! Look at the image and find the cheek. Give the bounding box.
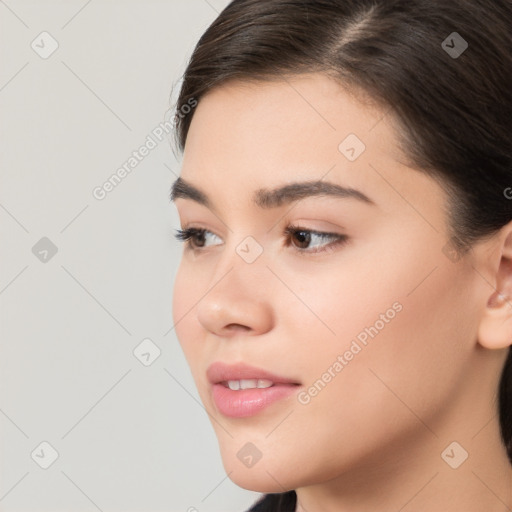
[263,249,473,472]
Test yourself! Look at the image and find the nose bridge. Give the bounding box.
[212,208,271,278]
[196,233,273,335]
[214,232,269,297]
[232,232,266,267]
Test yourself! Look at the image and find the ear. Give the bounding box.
[478,226,512,350]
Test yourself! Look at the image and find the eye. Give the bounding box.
[173,227,222,250]
[173,224,349,254]
[283,224,348,254]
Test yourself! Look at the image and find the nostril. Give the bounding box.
[226,323,250,332]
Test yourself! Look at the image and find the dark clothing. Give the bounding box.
[246,491,297,511]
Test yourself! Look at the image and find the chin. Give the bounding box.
[227,469,294,493]
[218,447,298,492]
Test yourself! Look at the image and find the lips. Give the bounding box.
[207,361,302,418]
[206,361,301,386]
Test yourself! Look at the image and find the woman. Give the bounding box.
[169,1,512,510]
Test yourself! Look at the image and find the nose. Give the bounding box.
[196,255,274,338]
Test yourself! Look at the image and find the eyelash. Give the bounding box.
[173,224,349,255]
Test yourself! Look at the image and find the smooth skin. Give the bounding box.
[171,73,512,512]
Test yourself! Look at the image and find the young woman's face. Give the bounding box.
[171,74,494,492]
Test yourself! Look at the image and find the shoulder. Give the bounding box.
[245,491,297,512]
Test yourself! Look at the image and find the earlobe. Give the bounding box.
[478,291,512,350]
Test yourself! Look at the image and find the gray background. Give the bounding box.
[0,1,261,510]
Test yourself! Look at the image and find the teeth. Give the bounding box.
[256,379,274,389]
[227,380,241,390]
[226,379,274,390]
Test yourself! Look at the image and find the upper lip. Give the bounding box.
[207,361,301,385]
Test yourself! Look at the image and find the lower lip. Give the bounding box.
[212,383,300,418]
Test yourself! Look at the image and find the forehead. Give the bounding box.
[185,73,398,156]
[178,73,446,223]
[182,73,411,177]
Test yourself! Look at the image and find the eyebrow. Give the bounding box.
[169,176,376,211]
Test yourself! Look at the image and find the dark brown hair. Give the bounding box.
[171,0,512,508]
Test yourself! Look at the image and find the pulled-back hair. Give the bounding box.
[172,1,512,508]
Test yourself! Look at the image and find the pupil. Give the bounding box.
[194,232,205,247]
[295,230,310,248]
